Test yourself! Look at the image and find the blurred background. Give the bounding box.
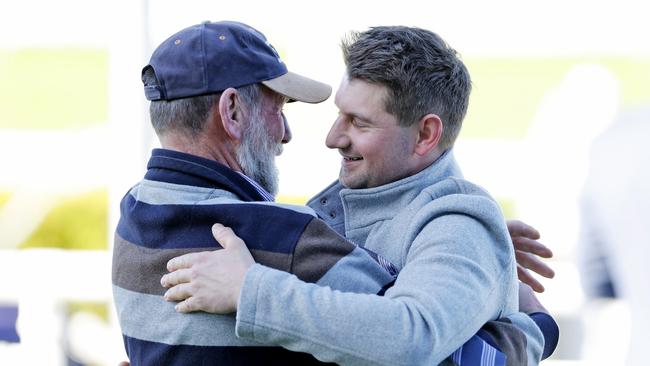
[1,0,648,364]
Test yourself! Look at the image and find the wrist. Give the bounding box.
[234,263,255,309]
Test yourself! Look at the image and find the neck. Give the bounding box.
[159,132,243,173]
[408,147,445,177]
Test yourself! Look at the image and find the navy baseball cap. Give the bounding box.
[143,21,332,103]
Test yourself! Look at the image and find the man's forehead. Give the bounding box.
[335,77,391,119]
[260,85,289,105]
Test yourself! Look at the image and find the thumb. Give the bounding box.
[211,223,245,250]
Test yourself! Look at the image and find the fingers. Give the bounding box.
[506,219,541,240]
[167,252,203,272]
[175,297,197,313]
[164,282,194,302]
[161,268,192,288]
[512,236,553,258]
[517,266,545,293]
[515,250,556,279]
[212,223,246,250]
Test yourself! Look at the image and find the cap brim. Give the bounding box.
[262,71,332,104]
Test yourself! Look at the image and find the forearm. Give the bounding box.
[234,210,519,365]
[236,260,509,366]
[237,265,437,365]
[489,312,544,365]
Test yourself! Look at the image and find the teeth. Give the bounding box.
[345,157,362,161]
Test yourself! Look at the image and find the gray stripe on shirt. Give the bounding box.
[315,246,395,294]
[113,285,265,347]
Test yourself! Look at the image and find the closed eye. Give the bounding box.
[351,117,370,129]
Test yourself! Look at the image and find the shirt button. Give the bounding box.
[320,197,328,205]
[329,211,336,218]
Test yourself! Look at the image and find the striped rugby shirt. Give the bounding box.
[112,148,396,365]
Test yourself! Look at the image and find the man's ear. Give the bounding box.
[414,113,443,156]
[218,88,244,141]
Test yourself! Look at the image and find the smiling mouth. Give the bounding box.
[343,156,363,161]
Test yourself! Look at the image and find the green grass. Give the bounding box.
[19,188,108,250]
[606,57,650,106]
[66,301,110,323]
[462,57,650,139]
[0,48,108,129]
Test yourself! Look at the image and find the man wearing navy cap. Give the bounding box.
[113,20,371,365]
[114,21,557,365]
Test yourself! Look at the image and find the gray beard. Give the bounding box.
[236,114,282,197]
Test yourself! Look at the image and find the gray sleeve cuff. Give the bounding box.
[235,263,269,340]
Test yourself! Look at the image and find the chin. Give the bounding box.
[338,175,352,189]
[339,177,365,189]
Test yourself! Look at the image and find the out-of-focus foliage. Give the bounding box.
[19,188,108,250]
[463,58,650,139]
[66,301,110,323]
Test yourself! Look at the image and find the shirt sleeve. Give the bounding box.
[478,312,548,365]
[236,212,520,366]
[529,312,560,360]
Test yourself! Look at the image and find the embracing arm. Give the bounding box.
[517,282,560,360]
[208,214,513,365]
[490,220,558,364]
[162,224,253,313]
[162,220,396,313]
[476,283,559,366]
[163,220,556,365]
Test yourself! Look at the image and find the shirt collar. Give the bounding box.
[236,172,275,202]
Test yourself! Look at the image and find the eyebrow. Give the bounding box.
[345,110,374,125]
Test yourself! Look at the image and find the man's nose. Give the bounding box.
[281,112,292,144]
[325,116,349,149]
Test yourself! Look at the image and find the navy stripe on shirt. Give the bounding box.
[123,335,334,366]
[117,193,312,252]
[146,149,266,202]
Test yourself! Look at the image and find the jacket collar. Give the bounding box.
[145,148,269,202]
[338,149,463,230]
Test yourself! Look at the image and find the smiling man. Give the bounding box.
[161,26,559,365]
[327,76,426,189]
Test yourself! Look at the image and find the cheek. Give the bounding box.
[273,119,286,141]
[263,114,285,141]
[374,135,411,170]
[359,142,385,168]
